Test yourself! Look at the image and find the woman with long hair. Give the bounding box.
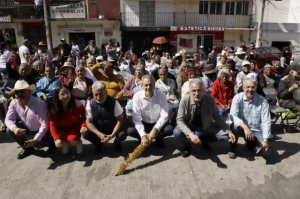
[49,86,86,155]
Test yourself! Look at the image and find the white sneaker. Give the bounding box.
[76,141,83,154]
[62,143,69,154]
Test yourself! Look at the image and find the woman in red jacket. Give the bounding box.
[50,86,86,155]
[211,69,235,116]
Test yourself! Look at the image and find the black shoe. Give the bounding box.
[46,145,56,154]
[114,139,122,152]
[181,149,191,158]
[17,148,34,159]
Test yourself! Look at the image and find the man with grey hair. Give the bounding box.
[83,81,125,152]
[229,77,271,159]
[173,78,235,157]
[125,74,173,147]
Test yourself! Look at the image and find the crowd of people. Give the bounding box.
[0,38,299,161]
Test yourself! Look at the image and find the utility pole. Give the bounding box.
[255,0,266,48]
[43,0,52,51]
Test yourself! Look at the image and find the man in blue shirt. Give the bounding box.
[229,77,271,159]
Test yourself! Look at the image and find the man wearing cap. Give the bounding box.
[5,80,55,159]
[33,41,53,64]
[235,60,251,93]
[173,78,235,157]
[277,63,300,112]
[58,38,71,63]
[229,77,271,159]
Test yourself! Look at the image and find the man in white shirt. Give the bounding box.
[125,74,173,147]
[18,39,31,64]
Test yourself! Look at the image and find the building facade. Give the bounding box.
[121,0,253,55]
[251,0,300,51]
[0,0,121,50]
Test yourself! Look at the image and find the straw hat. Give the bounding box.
[61,61,74,69]
[14,80,36,94]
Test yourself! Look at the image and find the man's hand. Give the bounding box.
[102,134,112,143]
[24,139,38,148]
[97,133,109,143]
[228,132,236,143]
[141,135,149,146]
[13,128,27,136]
[148,128,159,141]
[261,140,269,152]
[55,139,63,148]
[80,127,87,134]
[188,132,201,144]
[244,127,254,141]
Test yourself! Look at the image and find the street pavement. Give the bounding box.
[0,122,300,199]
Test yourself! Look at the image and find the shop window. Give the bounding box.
[236,1,249,15]
[225,1,235,15]
[199,1,209,14]
[210,1,222,15]
[139,1,155,26]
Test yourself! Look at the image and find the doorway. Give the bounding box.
[69,32,95,52]
[197,34,214,54]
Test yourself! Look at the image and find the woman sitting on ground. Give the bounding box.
[49,86,87,155]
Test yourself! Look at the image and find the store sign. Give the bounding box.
[50,1,86,19]
[0,16,11,22]
[171,26,225,32]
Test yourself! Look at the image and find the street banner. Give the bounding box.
[50,1,86,19]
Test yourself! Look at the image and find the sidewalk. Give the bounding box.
[0,123,299,199]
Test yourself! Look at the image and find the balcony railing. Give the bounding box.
[121,12,251,28]
[0,4,44,19]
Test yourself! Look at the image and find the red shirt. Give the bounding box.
[211,79,235,108]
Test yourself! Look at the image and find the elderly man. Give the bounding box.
[83,81,125,152]
[5,80,55,159]
[173,78,235,157]
[125,74,173,147]
[229,77,271,159]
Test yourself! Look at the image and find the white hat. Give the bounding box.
[96,55,104,61]
[14,80,36,94]
[242,60,251,66]
[246,72,257,79]
[236,47,246,55]
[60,38,66,41]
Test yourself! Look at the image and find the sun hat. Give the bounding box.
[37,41,46,46]
[246,72,258,79]
[60,38,66,42]
[236,47,246,55]
[242,60,251,66]
[14,80,36,94]
[96,55,104,61]
[203,64,217,75]
[61,61,74,69]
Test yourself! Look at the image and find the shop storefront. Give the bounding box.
[170,26,225,54]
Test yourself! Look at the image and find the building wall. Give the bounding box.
[50,20,121,48]
[224,30,250,48]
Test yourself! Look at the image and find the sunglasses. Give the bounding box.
[15,89,26,94]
